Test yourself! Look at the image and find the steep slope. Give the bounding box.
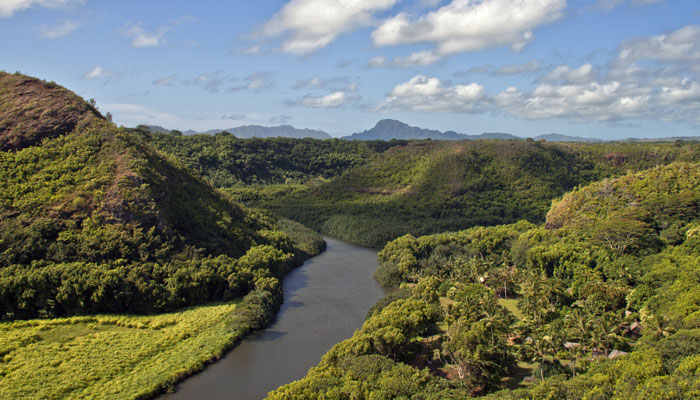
[0,74,320,320]
[0,72,103,151]
[545,161,700,249]
[267,140,700,247]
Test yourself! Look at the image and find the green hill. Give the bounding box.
[0,73,322,320]
[268,161,700,399]
[266,140,700,247]
[133,126,406,187]
[137,124,700,249]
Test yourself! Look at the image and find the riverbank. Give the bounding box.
[160,237,388,400]
[0,220,325,400]
[0,299,256,400]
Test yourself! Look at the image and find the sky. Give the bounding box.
[1,0,699,139]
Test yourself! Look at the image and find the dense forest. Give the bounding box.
[131,127,407,186]
[268,161,700,399]
[269,140,700,248]
[141,130,700,248]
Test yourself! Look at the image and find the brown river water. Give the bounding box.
[159,237,389,400]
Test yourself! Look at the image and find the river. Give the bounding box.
[160,236,388,400]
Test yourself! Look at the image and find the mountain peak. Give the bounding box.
[343,119,469,141]
[374,119,410,129]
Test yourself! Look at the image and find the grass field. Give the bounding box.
[497,298,524,321]
[0,301,253,400]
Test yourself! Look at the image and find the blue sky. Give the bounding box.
[1,0,699,139]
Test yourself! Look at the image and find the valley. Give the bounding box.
[1,71,700,400]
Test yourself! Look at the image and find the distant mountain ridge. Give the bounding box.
[533,133,601,142]
[340,119,593,142]
[140,120,699,143]
[207,125,331,139]
[141,124,331,139]
[341,119,471,141]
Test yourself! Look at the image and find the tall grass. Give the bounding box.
[0,301,253,399]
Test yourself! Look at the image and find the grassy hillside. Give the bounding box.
[266,140,700,247]
[0,73,324,320]
[1,301,248,400]
[0,72,103,151]
[268,162,700,399]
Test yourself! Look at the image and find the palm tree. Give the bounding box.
[566,309,590,352]
[480,300,511,346]
[502,265,517,300]
[645,314,676,340]
[589,312,623,358]
[566,342,585,378]
[546,319,567,360]
[523,332,551,381]
[518,269,547,326]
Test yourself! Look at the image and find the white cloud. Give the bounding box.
[293,76,357,91]
[454,64,492,75]
[371,0,566,64]
[270,115,293,124]
[81,66,125,80]
[393,51,441,67]
[0,0,84,18]
[659,79,700,104]
[496,81,653,121]
[222,113,246,121]
[379,68,700,125]
[367,51,441,68]
[126,24,168,47]
[539,63,596,83]
[243,45,262,54]
[615,25,700,66]
[82,66,105,79]
[124,17,195,48]
[228,72,273,93]
[38,19,79,38]
[298,91,350,107]
[494,70,700,125]
[182,72,229,93]
[287,83,361,107]
[152,76,175,86]
[374,24,700,126]
[177,72,273,94]
[493,60,541,76]
[368,56,387,68]
[295,76,324,89]
[259,0,400,55]
[379,75,487,112]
